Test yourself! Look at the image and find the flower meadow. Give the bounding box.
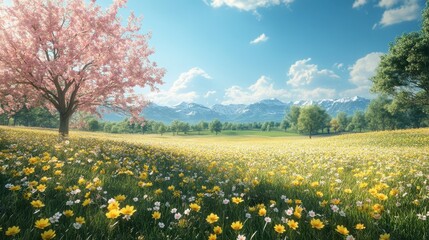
[0,127,428,240]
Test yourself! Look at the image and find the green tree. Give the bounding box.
[297,105,326,138]
[350,111,367,132]
[330,119,340,133]
[372,2,429,115]
[280,119,290,132]
[158,124,167,136]
[88,119,100,131]
[336,112,349,132]
[209,119,222,135]
[286,106,301,131]
[365,96,394,131]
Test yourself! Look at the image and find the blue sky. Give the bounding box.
[104,0,424,106]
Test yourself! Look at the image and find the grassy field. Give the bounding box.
[0,126,428,240]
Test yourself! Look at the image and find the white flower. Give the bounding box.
[330,205,339,213]
[5,183,13,189]
[133,197,138,202]
[174,213,182,220]
[223,199,230,204]
[346,235,355,240]
[158,222,165,228]
[108,198,116,204]
[153,206,160,211]
[285,207,293,216]
[171,208,177,214]
[154,201,161,207]
[73,223,82,229]
[184,209,191,215]
[237,234,246,240]
[245,213,251,219]
[74,199,81,204]
[97,186,103,191]
[66,200,74,206]
[339,210,346,217]
[273,208,279,213]
[308,210,316,218]
[264,217,271,223]
[356,201,363,207]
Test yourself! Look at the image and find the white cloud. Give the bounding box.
[204,90,216,98]
[333,63,344,69]
[287,58,339,87]
[149,67,211,105]
[379,0,420,27]
[250,33,269,44]
[209,0,294,11]
[352,0,367,8]
[293,88,336,100]
[341,52,383,98]
[378,0,400,8]
[222,75,290,104]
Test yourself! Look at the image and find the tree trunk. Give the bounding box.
[59,113,71,140]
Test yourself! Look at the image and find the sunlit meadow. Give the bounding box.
[0,126,428,240]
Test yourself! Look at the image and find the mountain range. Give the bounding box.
[102,96,370,124]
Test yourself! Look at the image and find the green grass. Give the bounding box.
[0,126,428,240]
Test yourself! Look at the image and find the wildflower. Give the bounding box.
[107,201,120,211]
[310,218,325,230]
[335,225,349,236]
[346,235,356,240]
[379,233,390,240]
[73,223,82,229]
[206,213,219,224]
[106,209,120,219]
[174,213,182,220]
[208,234,217,240]
[9,185,21,191]
[264,217,271,223]
[189,203,201,212]
[63,210,74,217]
[355,223,365,230]
[41,229,56,240]
[158,222,165,228]
[223,199,230,204]
[152,211,161,220]
[114,194,126,202]
[308,210,316,218]
[377,193,388,201]
[75,216,85,224]
[231,221,243,231]
[82,198,91,206]
[31,200,45,208]
[316,191,323,197]
[274,224,286,234]
[213,226,222,235]
[232,197,244,204]
[5,226,20,236]
[258,208,267,216]
[237,235,246,240]
[287,219,298,230]
[35,218,51,229]
[120,205,137,216]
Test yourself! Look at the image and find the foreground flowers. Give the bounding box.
[5,226,20,236]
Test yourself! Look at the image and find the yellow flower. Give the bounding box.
[75,216,85,224]
[344,188,352,194]
[208,233,217,240]
[379,233,390,240]
[274,224,286,234]
[5,226,20,236]
[82,198,91,207]
[372,204,384,213]
[23,167,35,175]
[9,185,21,191]
[31,200,45,208]
[155,188,163,195]
[213,226,222,235]
[108,201,120,211]
[389,189,399,196]
[310,218,325,230]
[335,225,349,236]
[231,221,243,231]
[114,194,126,202]
[232,197,244,204]
[258,208,267,216]
[35,218,51,229]
[120,205,137,216]
[189,203,201,212]
[331,198,341,205]
[287,220,299,230]
[41,229,56,240]
[63,210,74,217]
[377,193,388,201]
[152,211,161,220]
[355,223,365,230]
[206,213,219,224]
[106,209,121,219]
[316,191,323,198]
[54,170,62,176]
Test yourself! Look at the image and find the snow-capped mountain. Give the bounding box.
[102,97,370,123]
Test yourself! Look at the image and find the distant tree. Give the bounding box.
[365,96,394,131]
[88,119,100,131]
[319,110,331,134]
[330,119,340,133]
[280,119,290,132]
[158,124,167,136]
[171,120,180,135]
[350,111,367,132]
[297,105,326,138]
[209,119,222,135]
[336,112,349,132]
[192,123,203,134]
[261,122,269,131]
[287,106,301,131]
[199,121,209,130]
[371,2,429,115]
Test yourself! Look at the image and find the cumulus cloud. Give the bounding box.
[222,75,290,104]
[250,33,269,44]
[352,0,367,8]
[149,67,212,106]
[204,90,217,98]
[378,0,400,8]
[209,0,294,11]
[342,52,383,97]
[287,58,339,87]
[379,0,420,27]
[293,88,337,100]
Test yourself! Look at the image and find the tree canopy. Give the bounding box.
[0,0,165,137]
[371,1,429,113]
